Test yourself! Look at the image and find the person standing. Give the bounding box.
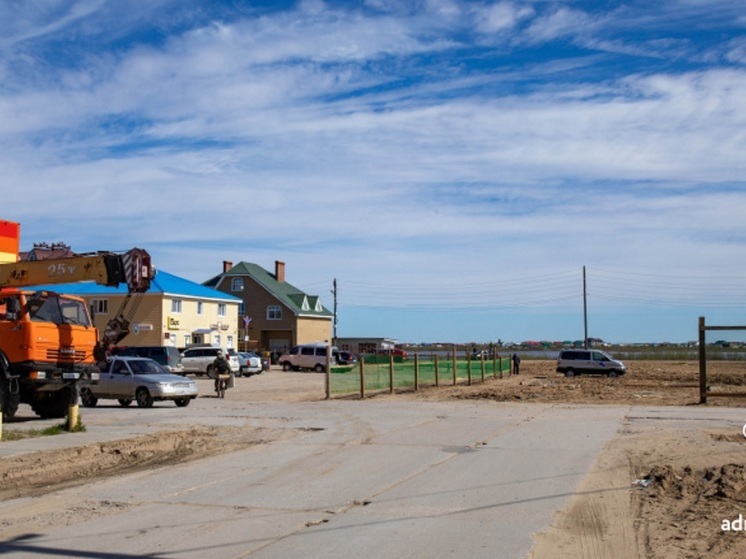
[511,353,521,375]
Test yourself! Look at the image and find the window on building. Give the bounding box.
[238,302,245,315]
[171,299,182,313]
[218,303,227,317]
[231,278,244,291]
[267,305,282,320]
[227,335,234,348]
[213,334,221,346]
[197,301,203,315]
[184,335,191,347]
[91,299,109,315]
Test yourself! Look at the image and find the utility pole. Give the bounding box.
[331,278,338,346]
[583,266,588,349]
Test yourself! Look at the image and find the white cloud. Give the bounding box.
[524,7,598,44]
[473,2,534,34]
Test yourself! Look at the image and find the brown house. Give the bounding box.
[203,260,333,354]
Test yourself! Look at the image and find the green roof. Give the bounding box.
[204,262,333,318]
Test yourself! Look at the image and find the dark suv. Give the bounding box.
[114,346,184,374]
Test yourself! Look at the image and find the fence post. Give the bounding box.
[435,353,439,387]
[467,351,472,386]
[326,345,331,400]
[499,355,503,379]
[389,353,395,394]
[480,353,485,382]
[414,352,419,391]
[699,316,707,404]
[492,353,497,379]
[452,347,457,385]
[359,355,365,400]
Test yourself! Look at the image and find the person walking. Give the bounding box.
[511,353,521,375]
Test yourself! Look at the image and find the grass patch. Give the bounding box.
[1,415,86,441]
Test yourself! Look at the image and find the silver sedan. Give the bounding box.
[80,356,199,408]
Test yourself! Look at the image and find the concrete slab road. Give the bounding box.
[0,399,629,559]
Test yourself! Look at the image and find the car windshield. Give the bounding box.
[127,359,168,375]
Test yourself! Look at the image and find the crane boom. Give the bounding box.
[0,248,154,292]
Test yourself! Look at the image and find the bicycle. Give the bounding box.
[215,374,230,398]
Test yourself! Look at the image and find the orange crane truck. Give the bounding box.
[0,245,155,420]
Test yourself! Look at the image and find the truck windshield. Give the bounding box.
[26,293,91,327]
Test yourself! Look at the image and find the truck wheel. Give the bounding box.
[564,369,575,378]
[314,363,325,373]
[0,377,20,421]
[80,387,98,407]
[136,388,154,408]
[30,385,77,419]
[282,362,292,372]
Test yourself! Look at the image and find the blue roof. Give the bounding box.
[30,270,241,302]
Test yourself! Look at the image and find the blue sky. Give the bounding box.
[2,0,745,344]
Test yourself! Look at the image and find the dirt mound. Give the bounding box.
[400,360,746,407]
[0,426,278,501]
[636,463,746,558]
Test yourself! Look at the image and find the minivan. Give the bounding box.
[556,349,626,377]
[114,346,184,374]
[278,343,338,372]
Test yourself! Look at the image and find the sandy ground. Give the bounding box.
[402,360,746,559]
[2,361,746,558]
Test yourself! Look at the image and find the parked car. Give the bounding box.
[278,343,339,372]
[237,352,263,376]
[79,356,198,408]
[113,345,184,374]
[180,346,240,376]
[337,351,358,365]
[555,349,626,378]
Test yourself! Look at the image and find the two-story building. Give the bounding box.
[203,260,333,354]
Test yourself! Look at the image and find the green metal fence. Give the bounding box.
[330,352,511,397]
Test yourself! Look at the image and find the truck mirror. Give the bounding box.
[5,297,20,320]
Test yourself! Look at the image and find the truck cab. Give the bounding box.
[0,289,100,419]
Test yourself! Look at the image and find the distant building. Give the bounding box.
[335,337,399,355]
[204,260,333,353]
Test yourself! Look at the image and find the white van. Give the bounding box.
[556,349,626,378]
[279,343,338,372]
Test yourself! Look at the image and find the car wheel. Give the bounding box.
[314,363,325,373]
[607,370,618,378]
[174,398,190,407]
[206,365,216,379]
[118,399,133,407]
[282,362,293,372]
[80,387,98,408]
[565,369,575,378]
[136,388,154,408]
